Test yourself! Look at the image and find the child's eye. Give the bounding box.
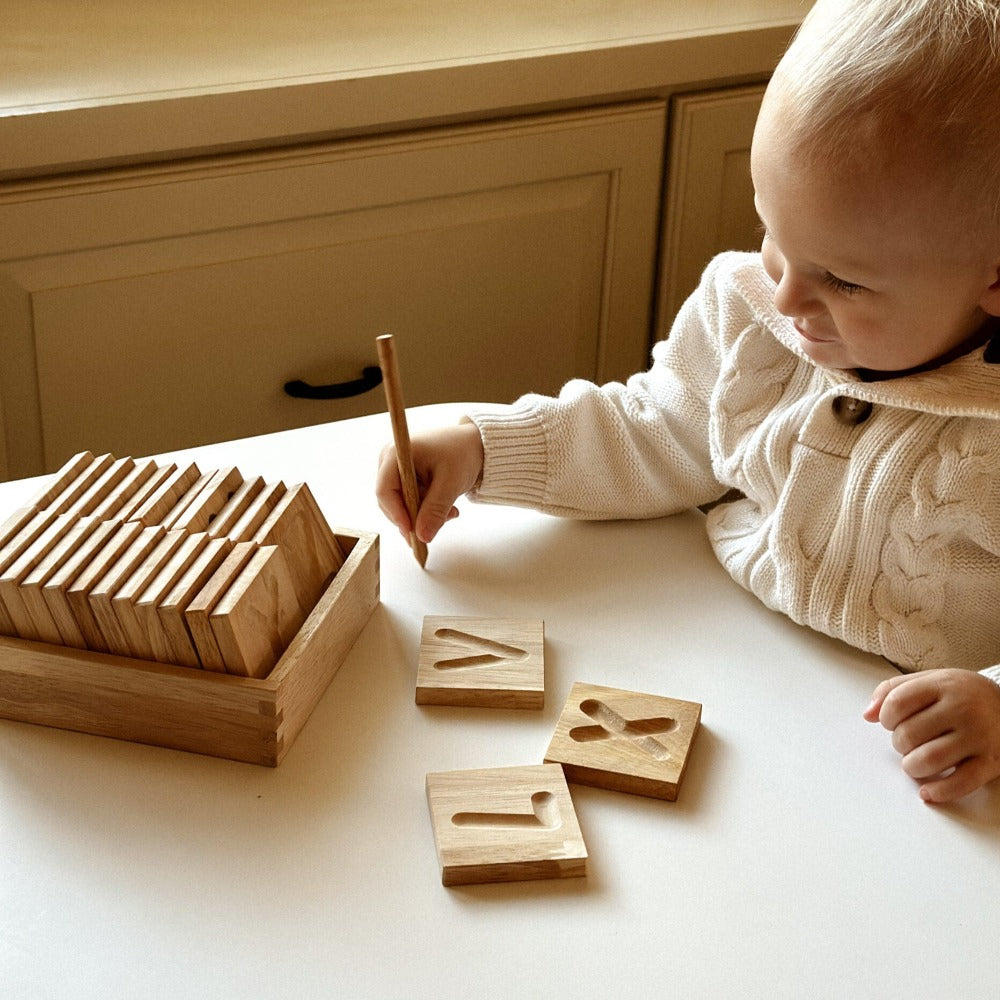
[822,272,864,296]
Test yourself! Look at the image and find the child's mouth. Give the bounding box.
[794,322,832,344]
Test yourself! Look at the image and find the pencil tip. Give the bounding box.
[410,533,428,568]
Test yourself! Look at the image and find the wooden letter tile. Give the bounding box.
[133,531,211,664]
[425,763,587,886]
[223,481,286,542]
[182,540,258,671]
[113,463,177,521]
[61,456,136,520]
[128,463,201,526]
[40,519,124,649]
[111,528,190,660]
[203,475,264,537]
[20,515,107,645]
[23,451,96,509]
[416,615,544,709]
[45,454,116,514]
[0,511,81,638]
[65,521,146,652]
[165,466,244,533]
[544,681,702,801]
[253,482,345,612]
[156,536,234,668]
[209,544,307,678]
[87,524,166,656]
[88,458,159,521]
[157,471,216,530]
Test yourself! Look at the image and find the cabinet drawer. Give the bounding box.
[0,102,664,478]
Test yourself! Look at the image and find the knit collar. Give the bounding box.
[836,341,1000,420]
[740,259,1000,420]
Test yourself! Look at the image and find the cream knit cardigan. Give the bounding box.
[469,252,1000,681]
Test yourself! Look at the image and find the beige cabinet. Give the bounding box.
[657,85,767,336]
[0,102,664,478]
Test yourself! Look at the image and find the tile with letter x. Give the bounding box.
[544,681,702,801]
[416,615,544,708]
[425,763,587,886]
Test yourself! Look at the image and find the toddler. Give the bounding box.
[375,0,1000,803]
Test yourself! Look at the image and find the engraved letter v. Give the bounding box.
[432,628,529,670]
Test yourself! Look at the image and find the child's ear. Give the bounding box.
[981,264,1000,316]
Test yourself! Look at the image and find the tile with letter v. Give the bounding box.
[544,681,702,801]
[425,763,587,886]
[415,615,544,709]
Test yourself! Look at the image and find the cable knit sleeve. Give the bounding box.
[465,254,740,519]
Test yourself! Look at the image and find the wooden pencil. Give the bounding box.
[376,333,428,568]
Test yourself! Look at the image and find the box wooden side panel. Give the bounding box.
[0,527,380,766]
[270,529,379,763]
[0,635,279,764]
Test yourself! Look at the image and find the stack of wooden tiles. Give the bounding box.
[0,451,380,765]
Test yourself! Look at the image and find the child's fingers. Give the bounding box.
[866,674,941,730]
[862,673,912,721]
[918,756,995,804]
[900,730,965,781]
[413,475,467,543]
[374,446,413,534]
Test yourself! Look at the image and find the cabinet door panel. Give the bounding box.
[657,85,765,335]
[0,102,664,477]
[29,176,608,468]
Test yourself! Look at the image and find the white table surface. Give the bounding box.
[2,403,998,1000]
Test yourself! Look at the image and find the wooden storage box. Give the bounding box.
[0,528,379,765]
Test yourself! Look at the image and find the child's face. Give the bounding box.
[750,85,1000,373]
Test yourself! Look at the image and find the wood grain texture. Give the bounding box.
[376,334,428,568]
[253,482,345,612]
[22,451,95,509]
[60,455,135,521]
[87,524,167,656]
[184,540,258,671]
[113,462,178,521]
[203,475,264,537]
[416,615,544,708]
[64,521,146,651]
[20,515,106,645]
[210,544,307,678]
[40,519,124,649]
[111,528,190,660]
[88,458,159,520]
[224,480,286,541]
[0,506,40,636]
[127,462,201,526]
[45,453,115,514]
[425,763,587,886]
[0,448,374,764]
[133,531,211,664]
[544,681,702,801]
[158,471,215,530]
[0,529,378,765]
[0,511,80,639]
[166,466,243,532]
[157,536,234,668]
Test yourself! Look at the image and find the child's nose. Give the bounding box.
[772,267,822,318]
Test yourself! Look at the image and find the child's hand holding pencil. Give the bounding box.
[375,335,484,566]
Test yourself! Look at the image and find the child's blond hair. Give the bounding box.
[773,0,1000,233]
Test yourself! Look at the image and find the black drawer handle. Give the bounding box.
[283,365,383,400]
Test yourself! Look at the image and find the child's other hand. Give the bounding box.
[375,421,485,545]
[864,668,1000,803]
